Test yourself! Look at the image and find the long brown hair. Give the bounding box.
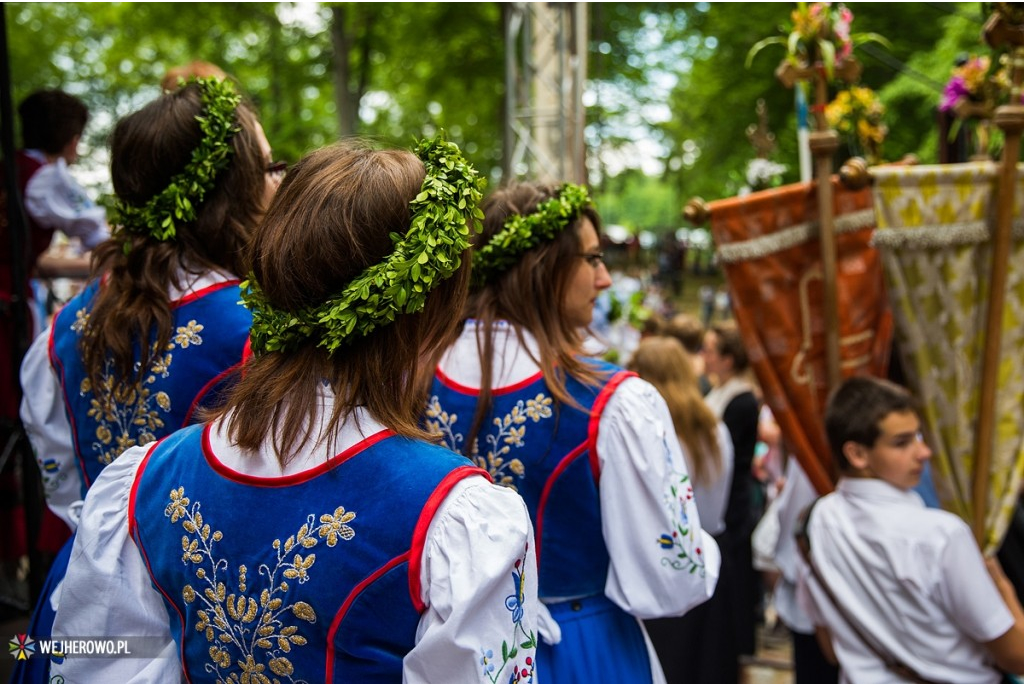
[81,83,267,395]
[461,182,606,457]
[215,140,472,464]
[628,336,722,486]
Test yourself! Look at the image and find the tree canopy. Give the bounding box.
[5,2,990,232]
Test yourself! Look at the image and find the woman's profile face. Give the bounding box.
[561,217,612,329]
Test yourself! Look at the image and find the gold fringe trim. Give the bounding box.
[716,208,876,264]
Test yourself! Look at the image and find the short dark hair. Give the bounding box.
[709,320,749,372]
[825,376,918,471]
[18,89,89,154]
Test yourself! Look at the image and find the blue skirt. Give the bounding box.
[10,534,74,684]
[538,594,653,684]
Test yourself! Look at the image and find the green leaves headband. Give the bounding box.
[111,77,242,242]
[470,183,592,288]
[241,134,486,356]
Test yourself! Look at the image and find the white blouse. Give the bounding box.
[437,322,721,620]
[52,404,539,684]
[23,150,109,249]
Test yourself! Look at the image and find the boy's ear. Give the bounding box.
[843,440,870,471]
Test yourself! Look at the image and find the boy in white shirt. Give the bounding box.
[798,376,1024,683]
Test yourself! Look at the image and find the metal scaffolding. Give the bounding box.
[503,2,587,184]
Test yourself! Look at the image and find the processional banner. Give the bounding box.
[709,180,893,496]
[871,162,1024,555]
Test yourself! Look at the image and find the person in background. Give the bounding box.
[51,135,538,684]
[16,77,279,683]
[629,335,738,683]
[1,89,109,601]
[702,320,762,659]
[798,375,1024,682]
[663,312,711,396]
[427,181,719,683]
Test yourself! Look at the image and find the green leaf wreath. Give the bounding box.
[241,134,486,356]
[110,77,242,242]
[471,183,592,288]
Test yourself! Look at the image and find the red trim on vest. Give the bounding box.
[434,365,545,397]
[129,465,191,683]
[181,362,242,427]
[201,424,396,486]
[586,370,636,485]
[171,279,241,309]
[325,551,412,682]
[127,440,164,541]
[534,441,587,570]
[407,465,491,613]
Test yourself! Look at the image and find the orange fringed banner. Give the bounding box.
[708,179,893,495]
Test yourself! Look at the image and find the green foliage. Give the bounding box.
[111,78,241,243]
[471,184,591,288]
[242,135,485,355]
[592,170,679,233]
[6,2,506,182]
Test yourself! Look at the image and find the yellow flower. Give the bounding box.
[319,506,356,546]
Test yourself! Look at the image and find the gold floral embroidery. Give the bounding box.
[77,319,205,467]
[70,307,89,333]
[425,393,553,490]
[175,321,204,348]
[165,486,356,683]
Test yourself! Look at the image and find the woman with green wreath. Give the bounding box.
[51,137,540,683]
[16,76,280,684]
[425,182,720,683]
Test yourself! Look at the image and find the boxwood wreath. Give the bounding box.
[241,134,486,356]
[111,76,242,243]
[470,182,592,288]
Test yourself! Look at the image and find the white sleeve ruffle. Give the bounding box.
[51,444,180,684]
[19,324,83,530]
[407,476,539,684]
[597,376,720,619]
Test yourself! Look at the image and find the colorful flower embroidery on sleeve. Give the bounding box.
[481,545,536,684]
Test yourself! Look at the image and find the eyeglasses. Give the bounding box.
[578,251,605,268]
[265,160,288,180]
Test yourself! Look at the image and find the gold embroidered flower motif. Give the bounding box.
[167,488,356,682]
[425,393,553,491]
[81,325,202,466]
[70,308,89,333]
[174,320,204,348]
[319,506,356,546]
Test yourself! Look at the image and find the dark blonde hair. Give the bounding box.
[216,140,471,464]
[628,336,722,486]
[664,313,705,354]
[82,82,268,395]
[462,182,606,457]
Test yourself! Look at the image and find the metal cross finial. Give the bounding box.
[746,99,776,158]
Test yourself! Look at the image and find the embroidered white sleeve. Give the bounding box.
[407,477,539,684]
[24,159,109,249]
[597,376,720,618]
[51,446,181,684]
[19,326,83,531]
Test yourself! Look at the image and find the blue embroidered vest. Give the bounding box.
[130,424,483,684]
[49,279,251,496]
[427,358,634,599]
